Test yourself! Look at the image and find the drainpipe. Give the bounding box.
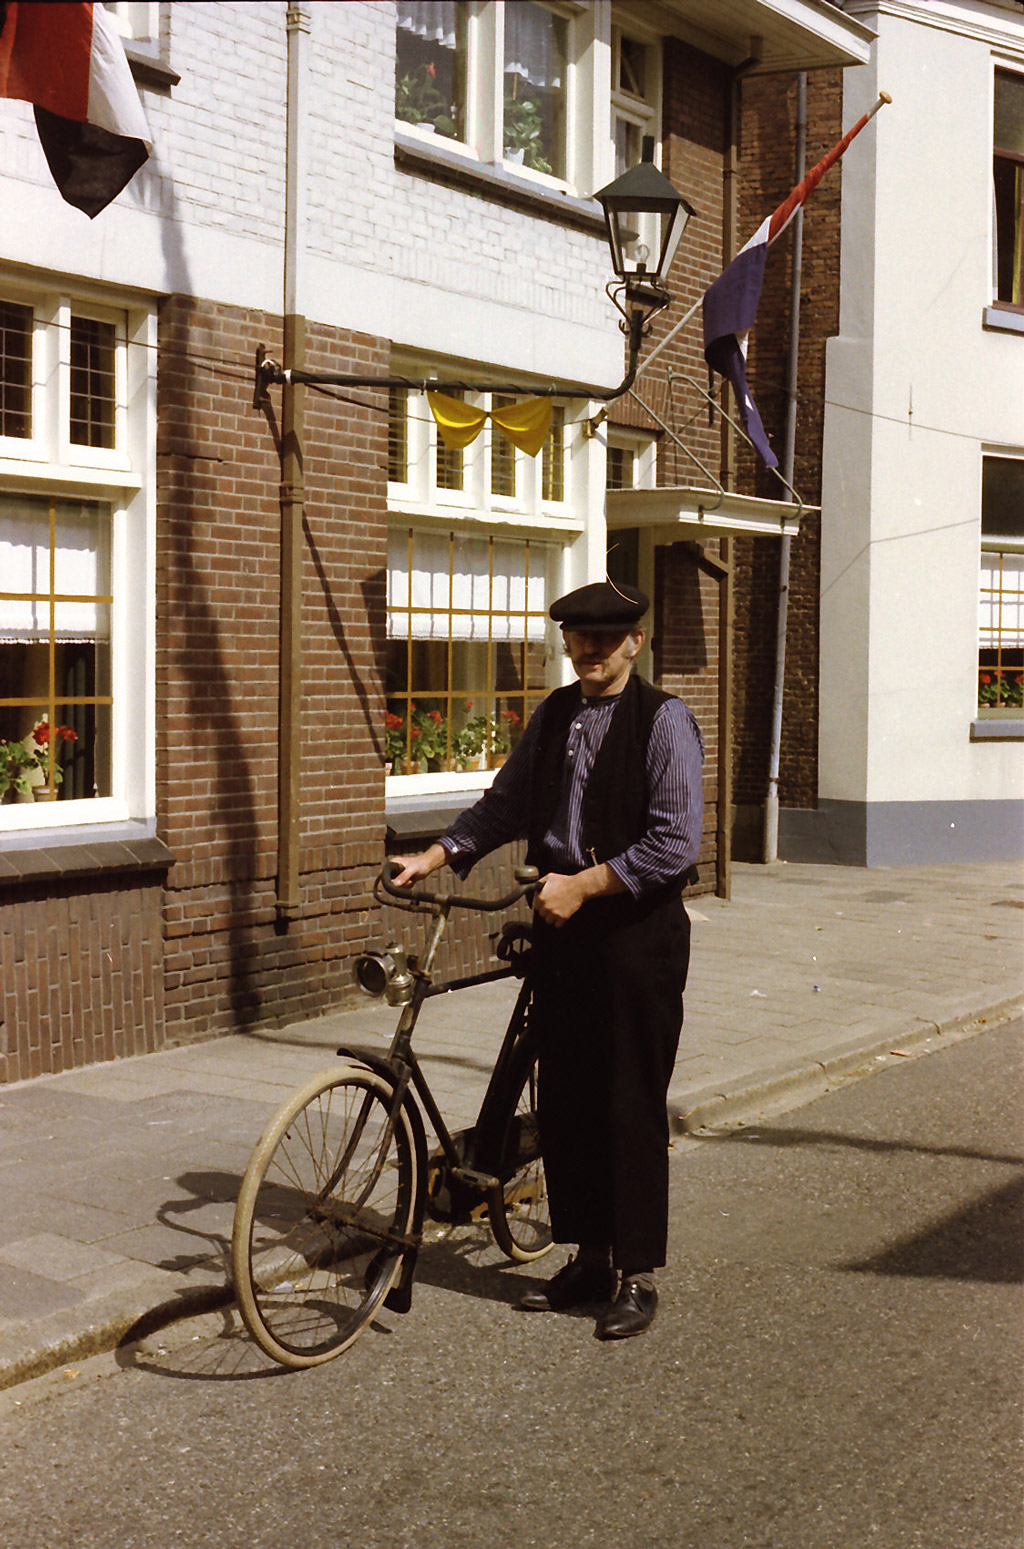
[763,71,806,865]
[277,1,310,922]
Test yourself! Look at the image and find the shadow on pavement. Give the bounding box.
[843,1174,1024,1286]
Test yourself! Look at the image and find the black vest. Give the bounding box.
[526,674,672,874]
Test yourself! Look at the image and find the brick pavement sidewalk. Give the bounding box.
[0,860,1020,1389]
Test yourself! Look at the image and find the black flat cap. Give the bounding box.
[549,581,649,630]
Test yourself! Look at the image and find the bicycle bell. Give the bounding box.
[353,943,415,1005]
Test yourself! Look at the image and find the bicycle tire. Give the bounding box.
[483,1037,553,1262]
[231,1065,417,1368]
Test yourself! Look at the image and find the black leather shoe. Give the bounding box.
[519,1256,617,1312]
[596,1278,658,1339]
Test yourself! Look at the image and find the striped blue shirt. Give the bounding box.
[441,685,704,898]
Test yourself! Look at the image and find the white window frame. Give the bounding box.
[0,284,156,835]
[395,1,601,198]
[978,450,1024,718]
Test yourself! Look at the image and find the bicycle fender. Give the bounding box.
[335,1044,429,1316]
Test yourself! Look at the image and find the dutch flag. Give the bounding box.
[703,102,885,469]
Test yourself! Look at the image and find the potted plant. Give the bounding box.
[0,720,78,801]
[978,669,1024,709]
[384,705,449,774]
[384,710,405,774]
[503,93,552,174]
[396,63,457,139]
[454,702,491,771]
[0,739,39,801]
[488,708,521,767]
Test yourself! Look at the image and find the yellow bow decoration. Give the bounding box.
[427,391,553,459]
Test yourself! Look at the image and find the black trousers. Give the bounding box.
[530,891,690,1271]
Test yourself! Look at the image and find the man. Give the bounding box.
[391,581,703,1339]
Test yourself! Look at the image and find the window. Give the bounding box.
[0,301,32,440]
[541,405,565,502]
[606,444,635,491]
[386,372,583,779]
[101,2,157,43]
[395,0,468,143]
[0,290,155,828]
[978,456,1024,713]
[994,70,1024,310]
[70,317,117,450]
[388,387,408,484]
[491,397,517,498]
[610,23,660,261]
[504,2,568,178]
[395,1,597,194]
[436,391,466,492]
[0,495,112,799]
[386,529,552,772]
[612,26,657,177]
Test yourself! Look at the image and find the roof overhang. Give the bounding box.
[606,485,812,539]
[648,0,875,73]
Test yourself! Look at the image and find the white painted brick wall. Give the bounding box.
[0,0,616,369]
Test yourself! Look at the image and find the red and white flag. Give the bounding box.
[0,1,152,217]
[703,97,888,468]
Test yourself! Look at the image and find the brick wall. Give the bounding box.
[620,39,728,893]
[655,542,721,891]
[157,295,391,1044]
[731,70,844,813]
[0,877,164,1084]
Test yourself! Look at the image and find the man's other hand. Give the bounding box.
[534,864,628,926]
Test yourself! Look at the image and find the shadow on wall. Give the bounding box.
[158,178,267,1030]
[304,517,386,766]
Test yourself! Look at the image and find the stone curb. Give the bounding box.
[2,992,1020,1394]
[0,1283,232,1394]
[670,994,1023,1136]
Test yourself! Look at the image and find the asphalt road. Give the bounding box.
[1,1019,1020,1549]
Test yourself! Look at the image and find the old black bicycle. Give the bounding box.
[230,862,552,1369]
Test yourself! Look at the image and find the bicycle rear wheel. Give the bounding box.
[484,1038,553,1262]
[231,1065,417,1368]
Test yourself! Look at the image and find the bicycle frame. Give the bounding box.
[336,863,539,1309]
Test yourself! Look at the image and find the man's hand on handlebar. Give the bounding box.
[388,842,449,889]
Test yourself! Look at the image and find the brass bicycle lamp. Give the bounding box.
[354,943,415,1005]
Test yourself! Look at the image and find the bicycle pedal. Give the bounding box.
[450,1164,500,1192]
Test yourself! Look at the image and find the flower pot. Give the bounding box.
[487,753,507,770]
[504,147,525,165]
[33,785,58,801]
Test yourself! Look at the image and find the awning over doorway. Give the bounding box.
[606,485,812,540]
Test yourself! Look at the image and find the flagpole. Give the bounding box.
[634,92,891,383]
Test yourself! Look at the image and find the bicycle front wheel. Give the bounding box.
[484,1038,553,1262]
[231,1065,417,1368]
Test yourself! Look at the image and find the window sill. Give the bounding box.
[971,718,1024,741]
[0,822,174,888]
[385,771,494,842]
[394,132,606,237]
[982,305,1024,335]
[125,41,180,91]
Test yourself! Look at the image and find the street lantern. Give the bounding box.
[594,135,695,299]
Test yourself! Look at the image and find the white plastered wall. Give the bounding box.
[820,3,1024,811]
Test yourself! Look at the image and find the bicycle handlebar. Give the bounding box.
[377,860,538,913]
